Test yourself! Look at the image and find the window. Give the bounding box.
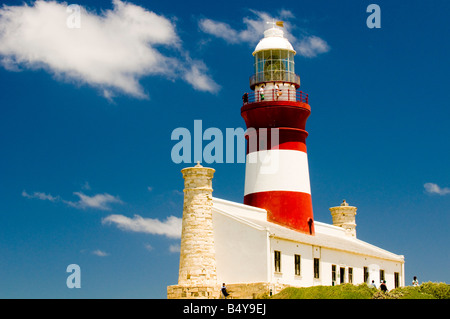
[294,255,301,276]
[274,251,281,273]
[380,269,385,282]
[340,267,345,284]
[331,265,336,284]
[364,267,369,283]
[348,267,353,284]
[394,272,400,288]
[314,258,320,279]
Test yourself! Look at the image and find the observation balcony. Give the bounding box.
[242,88,308,105]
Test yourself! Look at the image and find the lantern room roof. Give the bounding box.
[253,27,296,55]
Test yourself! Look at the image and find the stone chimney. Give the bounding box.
[168,162,218,299]
[329,200,357,238]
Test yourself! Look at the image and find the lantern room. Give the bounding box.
[250,25,300,92]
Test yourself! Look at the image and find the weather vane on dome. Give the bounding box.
[267,19,284,29]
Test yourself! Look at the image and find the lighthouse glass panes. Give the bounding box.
[254,50,295,83]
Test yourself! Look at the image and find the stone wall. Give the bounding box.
[167,282,290,299]
[167,285,220,299]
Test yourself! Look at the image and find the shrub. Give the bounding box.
[272,283,375,299]
[372,286,435,299]
[269,282,449,299]
[419,282,450,299]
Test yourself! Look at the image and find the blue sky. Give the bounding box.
[0,0,449,298]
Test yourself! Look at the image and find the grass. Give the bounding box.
[266,282,449,299]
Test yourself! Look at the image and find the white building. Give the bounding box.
[167,164,404,299]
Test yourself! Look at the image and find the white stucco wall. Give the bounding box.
[269,237,404,290]
[213,211,269,284]
[211,198,405,291]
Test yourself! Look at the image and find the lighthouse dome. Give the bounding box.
[253,27,296,55]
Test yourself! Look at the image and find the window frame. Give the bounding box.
[274,250,281,273]
[313,258,320,279]
[294,254,301,276]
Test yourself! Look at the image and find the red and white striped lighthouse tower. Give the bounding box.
[241,23,314,235]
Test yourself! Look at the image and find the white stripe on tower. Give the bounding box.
[244,149,311,195]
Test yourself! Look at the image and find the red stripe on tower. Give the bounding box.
[241,24,314,235]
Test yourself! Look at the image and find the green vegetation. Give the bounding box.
[266,282,449,299]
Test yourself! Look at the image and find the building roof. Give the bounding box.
[253,27,295,55]
[212,197,404,263]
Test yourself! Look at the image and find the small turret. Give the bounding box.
[329,200,357,238]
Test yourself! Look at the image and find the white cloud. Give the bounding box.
[102,214,182,238]
[198,19,240,44]
[169,244,180,253]
[22,189,123,210]
[22,190,60,202]
[198,11,267,45]
[199,9,330,58]
[296,35,330,58]
[81,181,91,190]
[92,249,109,257]
[64,192,123,211]
[424,183,450,196]
[278,9,295,19]
[144,243,154,251]
[0,0,218,98]
[183,59,220,93]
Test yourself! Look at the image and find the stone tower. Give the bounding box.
[167,162,218,299]
[329,200,357,237]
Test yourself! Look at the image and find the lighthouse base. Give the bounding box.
[244,191,314,235]
[167,284,219,299]
[167,282,289,299]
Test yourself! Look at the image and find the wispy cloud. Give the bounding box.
[64,192,123,211]
[81,181,91,191]
[92,249,109,257]
[102,214,182,238]
[424,183,450,196]
[0,0,218,98]
[169,244,180,253]
[296,35,330,58]
[199,9,330,58]
[22,189,123,210]
[144,243,154,251]
[199,19,242,44]
[183,59,220,93]
[22,190,60,202]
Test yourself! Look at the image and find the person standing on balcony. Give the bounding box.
[259,85,265,101]
[275,84,282,100]
[242,92,248,104]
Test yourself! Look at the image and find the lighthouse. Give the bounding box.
[241,23,314,235]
